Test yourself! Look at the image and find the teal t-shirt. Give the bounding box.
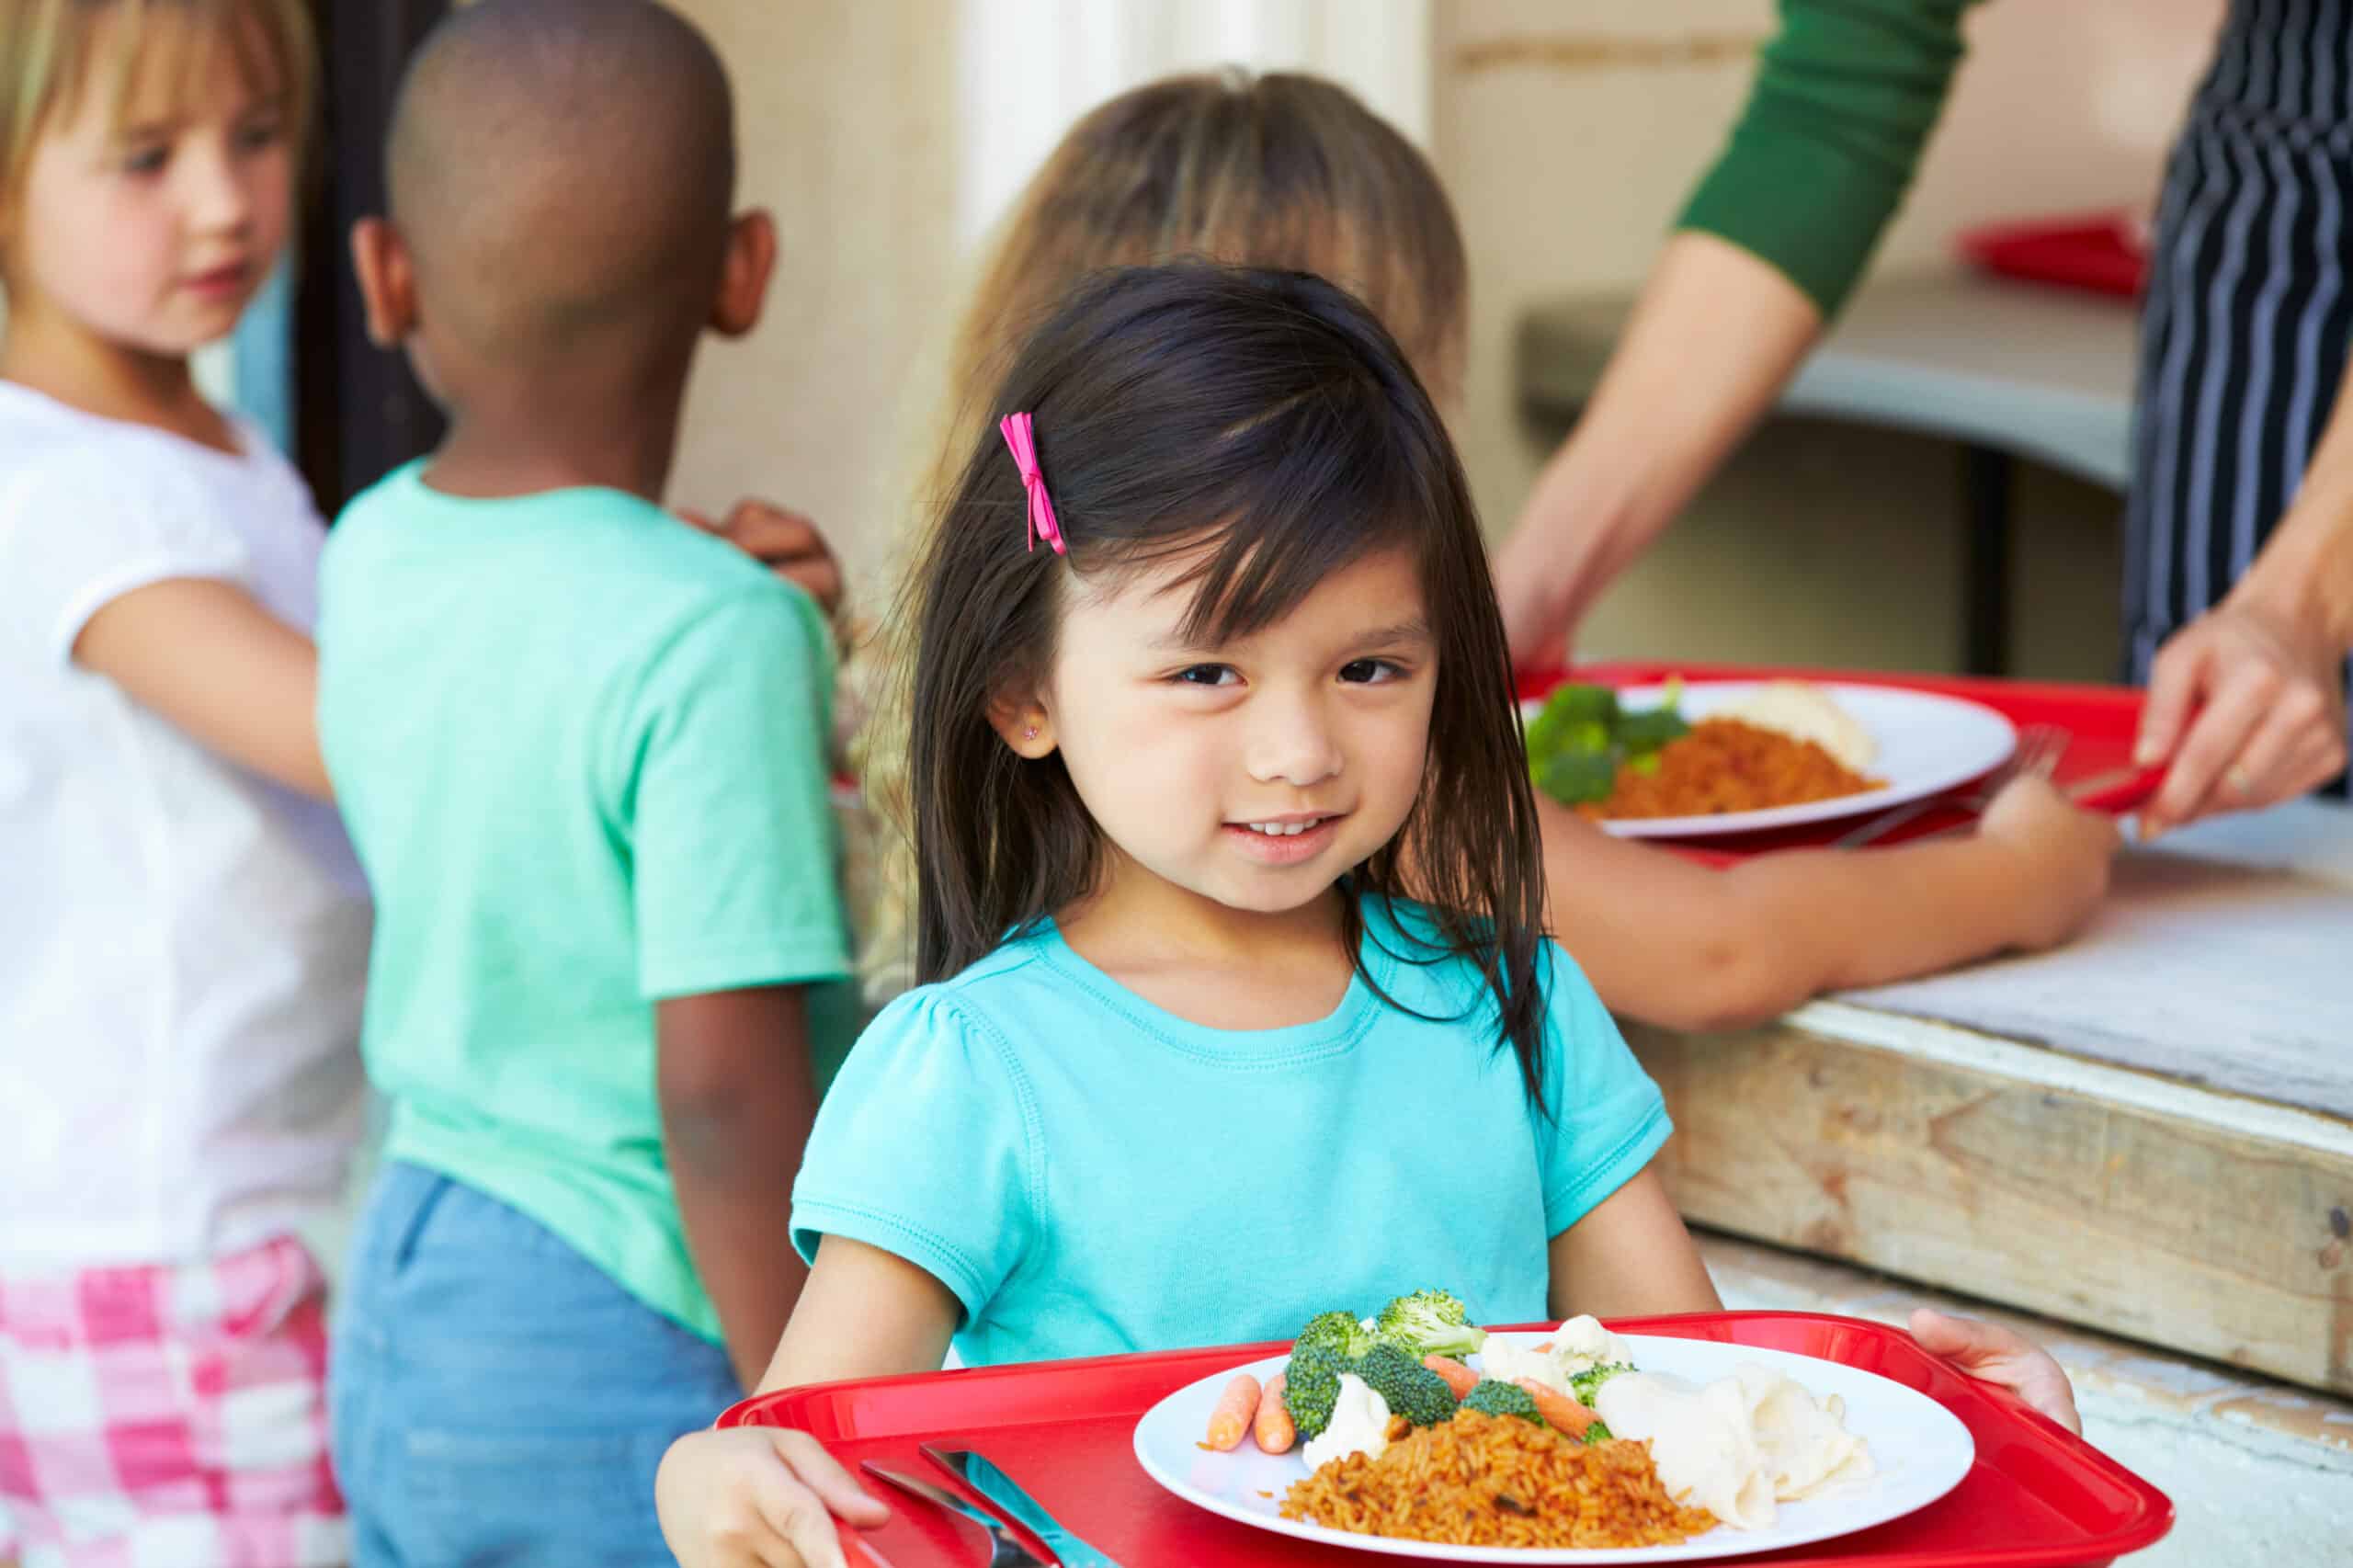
[318,464,855,1341]
[791,900,1672,1367]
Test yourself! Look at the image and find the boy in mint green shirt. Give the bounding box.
[315,5,850,1561]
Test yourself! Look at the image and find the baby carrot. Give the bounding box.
[1514,1377,1600,1438]
[1200,1372,1261,1451]
[1255,1372,1297,1454]
[1423,1355,1480,1400]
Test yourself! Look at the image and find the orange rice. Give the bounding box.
[1584,717,1881,821]
[1280,1410,1718,1550]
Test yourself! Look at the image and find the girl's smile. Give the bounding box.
[1223,812,1347,865]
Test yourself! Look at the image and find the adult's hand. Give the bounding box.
[2137,353,2353,835]
[2135,596,2347,837]
[1495,466,1608,670]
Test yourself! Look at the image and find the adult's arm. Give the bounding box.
[1497,0,1973,667]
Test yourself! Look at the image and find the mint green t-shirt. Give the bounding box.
[792,899,1672,1367]
[318,465,854,1341]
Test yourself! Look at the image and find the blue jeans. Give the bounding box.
[329,1163,742,1566]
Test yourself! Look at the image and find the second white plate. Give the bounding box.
[1523,681,2018,838]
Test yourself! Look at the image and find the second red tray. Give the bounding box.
[1522,664,2165,867]
[722,1311,2170,1568]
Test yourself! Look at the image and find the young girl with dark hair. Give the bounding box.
[654,263,2079,1568]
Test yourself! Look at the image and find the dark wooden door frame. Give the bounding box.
[295,0,448,511]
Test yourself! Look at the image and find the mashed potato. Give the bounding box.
[1595,1363,1874,1530]
[1714,682,1874,772]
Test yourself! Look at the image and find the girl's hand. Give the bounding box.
[682,500,846,619]
[1908,1307,2083,1436]
[2134,594,2347,837]
[1974,776,2120,951]
[655,1426,890,1568]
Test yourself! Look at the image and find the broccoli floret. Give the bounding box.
[1291,1309,1373,1363]
[1371,1289,1486,1360]
[1568,1360,1633,1407]
[1458,1380,1543,1426]
[1283,1346,1347,1439]
[1351,1345,1460,1428]
[1614,705,1690,755]
[1583,1419,1614,1445]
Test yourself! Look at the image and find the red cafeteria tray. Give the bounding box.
[1954,211,2150,300]
[723,1311,2172,1568]
[1522,663,2167,868]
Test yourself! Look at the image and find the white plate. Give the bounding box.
[1132,1333,1975,1563]
[1522,682,2018,839]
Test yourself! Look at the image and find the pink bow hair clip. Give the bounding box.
[998,412,1066,556]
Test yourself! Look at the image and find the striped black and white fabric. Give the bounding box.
[2127,0,2353,784]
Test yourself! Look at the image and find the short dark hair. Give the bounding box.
[904,263,1551,1103]
[385,0,735,363]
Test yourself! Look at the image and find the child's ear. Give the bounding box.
[985,691,1057,758]
[348,217,416,347]
[710,209,777,339]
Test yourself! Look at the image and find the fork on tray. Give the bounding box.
[862,1462,1051,1568]
[1832,722,2070,849]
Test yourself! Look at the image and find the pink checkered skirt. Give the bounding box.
[0,1235,346,1568]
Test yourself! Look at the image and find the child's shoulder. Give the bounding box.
[327,468,819,639]
[1358,894,1584,1009]
[830,935,1064,1108]
[866,928,1061,1041]
[0,386,202,510]
[0,389,316,639]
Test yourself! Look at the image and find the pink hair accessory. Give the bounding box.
[998,412,1066,556]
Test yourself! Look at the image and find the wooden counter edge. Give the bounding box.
[1626,1006,2353,1397]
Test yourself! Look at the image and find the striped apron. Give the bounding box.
[2126,0,2353,784]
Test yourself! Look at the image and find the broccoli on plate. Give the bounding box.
[1458,1380,1544,1426]
[1283,1345,1347,1439]
[1569,1360,1633,1407]
[1371,1289,1486,1360]
[1350,1345,1460,1428]
[1290,1309,1373,1363]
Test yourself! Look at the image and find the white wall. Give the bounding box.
[669,0,1434,598]
[955,0,1431,243]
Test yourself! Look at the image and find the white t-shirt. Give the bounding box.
[0,381,370,1269]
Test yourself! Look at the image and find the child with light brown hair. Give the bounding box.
[0,2,358,1562]
[854,67,2120,1035]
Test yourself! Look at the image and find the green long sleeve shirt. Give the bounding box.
[1677,0,1973,319]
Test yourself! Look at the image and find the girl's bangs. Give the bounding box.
[1139,392,1436,650]
[52,0,300,145]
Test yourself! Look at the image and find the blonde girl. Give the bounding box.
[0,5,361,1563]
